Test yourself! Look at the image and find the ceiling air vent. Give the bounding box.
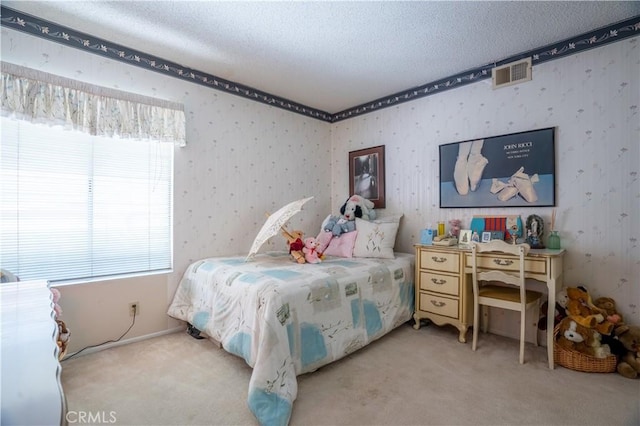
[492,57,532,89]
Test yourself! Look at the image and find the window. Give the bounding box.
[1,118,174,282]
[0,63,185,282]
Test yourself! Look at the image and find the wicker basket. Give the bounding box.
[553,325,616,373]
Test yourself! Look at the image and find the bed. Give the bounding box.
[167,250,414,425]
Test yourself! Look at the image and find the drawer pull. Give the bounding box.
[431,278,447,285]
[430,300,446,308]
[493,259,513,266]
[431,256,447,263]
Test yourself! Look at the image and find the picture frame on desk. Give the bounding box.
[458,229,472,247]
[490,230,505,241]
[481,231,492,243]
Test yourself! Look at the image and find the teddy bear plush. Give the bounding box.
[593,296,624,326]
[611,324,640,379]
[281,226,305,264]
[564,286,614,336]
[556,317,611,359]
[303,237,321,264]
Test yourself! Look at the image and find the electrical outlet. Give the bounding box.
[129,302,139,317]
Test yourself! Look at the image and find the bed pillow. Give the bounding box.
[352,217,400,259]
[315,229,334,254]
[322,231,358,258]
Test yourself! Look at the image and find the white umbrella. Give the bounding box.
[245,196,314,261]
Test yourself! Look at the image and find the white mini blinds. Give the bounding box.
[0,64,184,282]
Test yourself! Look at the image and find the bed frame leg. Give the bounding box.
[186,323,205,340]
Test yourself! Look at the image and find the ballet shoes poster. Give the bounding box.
[438,127,556,208]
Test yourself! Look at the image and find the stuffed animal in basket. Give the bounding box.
[303,237,321,264]
[556,317,611,359]
[281,227,305,264]
[565,286,614,336]
[539,289,569,331]
[593,296,624,326]
[611,324,640,379]
[538,299,567,331]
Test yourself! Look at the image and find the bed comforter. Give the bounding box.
[167,251,414,425]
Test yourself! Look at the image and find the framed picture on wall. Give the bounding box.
[349,145,385,209]
[439,127,556,208]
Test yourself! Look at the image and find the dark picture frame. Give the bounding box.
[349,145,385,209]
[439,127,556,208]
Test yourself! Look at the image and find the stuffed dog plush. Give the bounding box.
[340,195,376,221]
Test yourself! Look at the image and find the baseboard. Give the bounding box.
[62,326,185,360]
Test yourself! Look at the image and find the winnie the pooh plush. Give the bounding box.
[556,317,611,359]
[565,286,614,336]
[281,227,305,264]
[612,324,640,379]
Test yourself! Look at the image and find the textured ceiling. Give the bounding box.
[3,1,640,114]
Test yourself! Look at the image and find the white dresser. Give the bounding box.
[1,280,67,425]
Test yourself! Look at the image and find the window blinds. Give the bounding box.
[0,64,181,282]
[1,119,174,282]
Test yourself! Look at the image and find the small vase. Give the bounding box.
[548,230,561,250]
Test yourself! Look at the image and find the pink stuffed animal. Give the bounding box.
[303,237,321,264]
[448,219,461,237]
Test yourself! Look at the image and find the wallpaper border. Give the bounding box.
[1,6,638,123]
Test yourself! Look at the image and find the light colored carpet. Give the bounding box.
[61,322,640,425]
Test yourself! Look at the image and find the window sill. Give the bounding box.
[51,269,173,287]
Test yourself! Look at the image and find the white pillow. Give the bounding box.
[370,214,403,224]
[353,217,400,259]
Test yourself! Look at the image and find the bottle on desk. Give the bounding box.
[548,230,561,250]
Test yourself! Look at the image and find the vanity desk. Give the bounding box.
[413,243,565,369]
[1,280,67,425]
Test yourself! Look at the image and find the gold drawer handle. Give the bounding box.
[430,300,445,307]
[431,256,447,263]
[431,278,446,285]
[493,259,513,266]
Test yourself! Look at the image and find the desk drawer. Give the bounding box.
[420,250,460,273]
[465,253,547,275]
[419,292,459,319]
[419,271,459,296]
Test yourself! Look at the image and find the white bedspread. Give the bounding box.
[167,251,414,425]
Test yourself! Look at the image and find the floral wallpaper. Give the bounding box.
[331,36,639,327]
[0,27,332,338]
[1,21,637,342]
